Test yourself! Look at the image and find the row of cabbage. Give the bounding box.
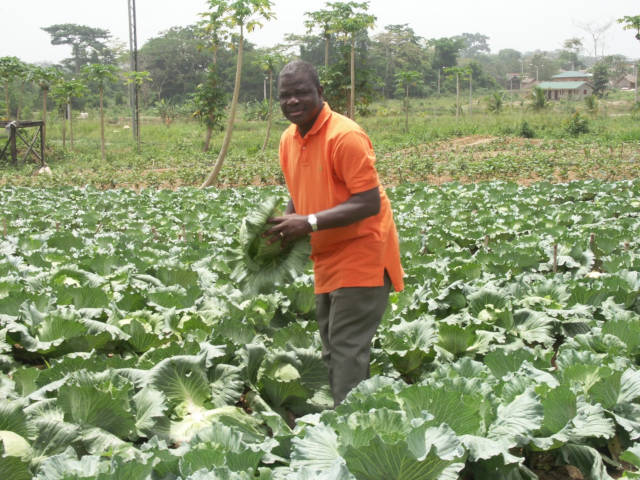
[0,179,639,479]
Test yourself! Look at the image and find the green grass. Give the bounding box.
[1,91,638,189]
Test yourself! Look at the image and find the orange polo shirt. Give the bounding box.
[279,103,404,294]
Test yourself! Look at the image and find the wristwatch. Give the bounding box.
[307,214,318,232]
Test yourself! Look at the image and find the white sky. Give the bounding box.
[1,0,639,64]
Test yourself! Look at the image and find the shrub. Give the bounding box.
[517,120,536,138]
[565,112,590,136]
[243,99,270,121]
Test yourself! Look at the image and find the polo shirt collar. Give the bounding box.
[296,102,331,140]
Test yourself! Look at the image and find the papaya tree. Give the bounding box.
[327,1,376,119]
[27,66,61,147]
[443,66,468,118]
[50,78,87,151]
[0,56,27,121]
[83,63,118,161]
[618,15,640,104]
[123,70,152,150]
[191,67,227,152]
[201,0,275,188]
[617,15,640,41]
[394,70,422,133]
[195,2,229,152]
[256,47,288,153]
[304,7,335,68]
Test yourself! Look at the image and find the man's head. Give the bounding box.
[278,60,324,137]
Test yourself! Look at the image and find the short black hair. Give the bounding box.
[279,60,321,89]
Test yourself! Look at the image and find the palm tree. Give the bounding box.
[201,0,275,188]
[83,63,118,161]
[530,87,548,111]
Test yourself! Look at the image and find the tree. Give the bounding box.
[42,24,114,74]
[201,0,275,188]
[0,56,27,120]
[27,65,62,148]
[255,47,288,153]
[191,67,227,152]
[458,33,491,58]
[123,71,152,150]
[140,26,210,102]
[430,37,466,70]
[304,7,336,68]
[486,91,504,114]
[591,62,610,97]
[83,63,119,161]
[394,70,421,132]
[372,24,427,98]
[194,6,229,152]
[443,66,470,118]
[618,15,640,41]
[328,1,376,119]
[561,37,583,70]
[530,86,547,111]
[50,79,87,151]
[576,20,613,58]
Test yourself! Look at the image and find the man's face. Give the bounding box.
[278,70,324,135]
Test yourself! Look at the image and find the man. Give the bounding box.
[266,60,404,406]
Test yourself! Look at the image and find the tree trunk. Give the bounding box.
[99,87,106,161]
[202,45,218,154]
[349,35,355,119]
[69,102,74,150]
[635,63,638,104]
[324,35,330,68]
[4,83,10,120]
[262,70,273,154]
[404,85,409,133]
[201,26,244,188]
[42,89,48,150]
[203,126,213,152]
[469,73,472,116]
[456,73,460,119]
[62,111,66,150]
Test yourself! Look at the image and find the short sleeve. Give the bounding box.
[331,130,380,194]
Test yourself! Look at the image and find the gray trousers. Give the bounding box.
[315,273,391,406]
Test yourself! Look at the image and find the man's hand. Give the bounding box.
[264,214,312,246]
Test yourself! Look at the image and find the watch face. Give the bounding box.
[308,214,318,231]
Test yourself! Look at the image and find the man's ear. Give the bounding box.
[318,85,324,98]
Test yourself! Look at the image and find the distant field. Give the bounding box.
[0,92,638,189]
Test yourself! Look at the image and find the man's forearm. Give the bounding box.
[313,186,380,231]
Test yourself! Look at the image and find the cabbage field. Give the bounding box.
[1,179,640,479]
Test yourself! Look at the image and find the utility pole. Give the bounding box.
[127,0,140,149]
[437,68,441,95]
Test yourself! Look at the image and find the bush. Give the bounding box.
[244,99,270,121]
[517,120,536,138]
[565,112,589,136]
[584,95,598,115]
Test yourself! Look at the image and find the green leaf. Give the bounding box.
[559,444,614,480]
[487,389,543,445]
[149,355,210,408]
